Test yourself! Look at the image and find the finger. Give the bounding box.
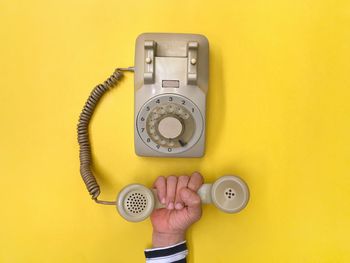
[180,188,202,222]
[187,171,204,192]
[166,176,177,210]
[153,176,166,205]
[175,175,190,210]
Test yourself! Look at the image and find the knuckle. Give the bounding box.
[196,174,204,183]
[193,171,203,179]
[188,181,195,188]
[192,195,201,206]
[167,175,177,181]
[155,176,165,184]
[198,174,204,183]
[194,210,202,221]
[179,175,189,182]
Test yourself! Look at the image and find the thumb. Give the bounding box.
[180,188,202,221]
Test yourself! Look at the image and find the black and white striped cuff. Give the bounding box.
[144,241,188,263]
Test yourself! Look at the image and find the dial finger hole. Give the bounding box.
[166,105,174,113]
[182,113,190,119]
[152,113,160,119]
[149,126,156,134]
[176,108,183,115]
[158,107,166,114]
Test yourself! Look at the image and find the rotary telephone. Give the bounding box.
[77,33,250,222]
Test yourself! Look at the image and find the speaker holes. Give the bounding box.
[224,188,235,199]
[125,191,148,214]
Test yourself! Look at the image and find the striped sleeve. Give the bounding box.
[144,241,188,263]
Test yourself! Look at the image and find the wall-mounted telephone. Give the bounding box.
[77,33,250,221]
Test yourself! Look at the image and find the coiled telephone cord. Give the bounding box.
[77,67,134,205]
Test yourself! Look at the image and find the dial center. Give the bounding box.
[157,116,183,139]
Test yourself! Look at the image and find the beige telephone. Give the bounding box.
[134,33,208,157]
[77,33,250,221]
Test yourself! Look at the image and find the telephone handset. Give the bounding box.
[77,33,250,221]
[134,33,208,157]
[117,175,249,222]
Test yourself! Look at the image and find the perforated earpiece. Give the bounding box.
[116,175,249,222]
[117,184,155,222]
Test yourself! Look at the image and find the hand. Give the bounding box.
[150,172,204,248]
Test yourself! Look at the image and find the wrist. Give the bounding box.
[152,231,185,248]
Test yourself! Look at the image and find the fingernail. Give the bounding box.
[161,198,166,204]
[175,203,183,210]
[167,202,174,210]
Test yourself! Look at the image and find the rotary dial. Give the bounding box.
[136,94,203,154]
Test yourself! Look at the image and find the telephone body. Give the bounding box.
[134,33,209,157]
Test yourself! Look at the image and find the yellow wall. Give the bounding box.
[1,0,349,262]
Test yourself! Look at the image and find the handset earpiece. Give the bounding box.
[116,175,249,222]
[116,184,156,222]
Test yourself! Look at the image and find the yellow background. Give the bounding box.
[1,0,349,262]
